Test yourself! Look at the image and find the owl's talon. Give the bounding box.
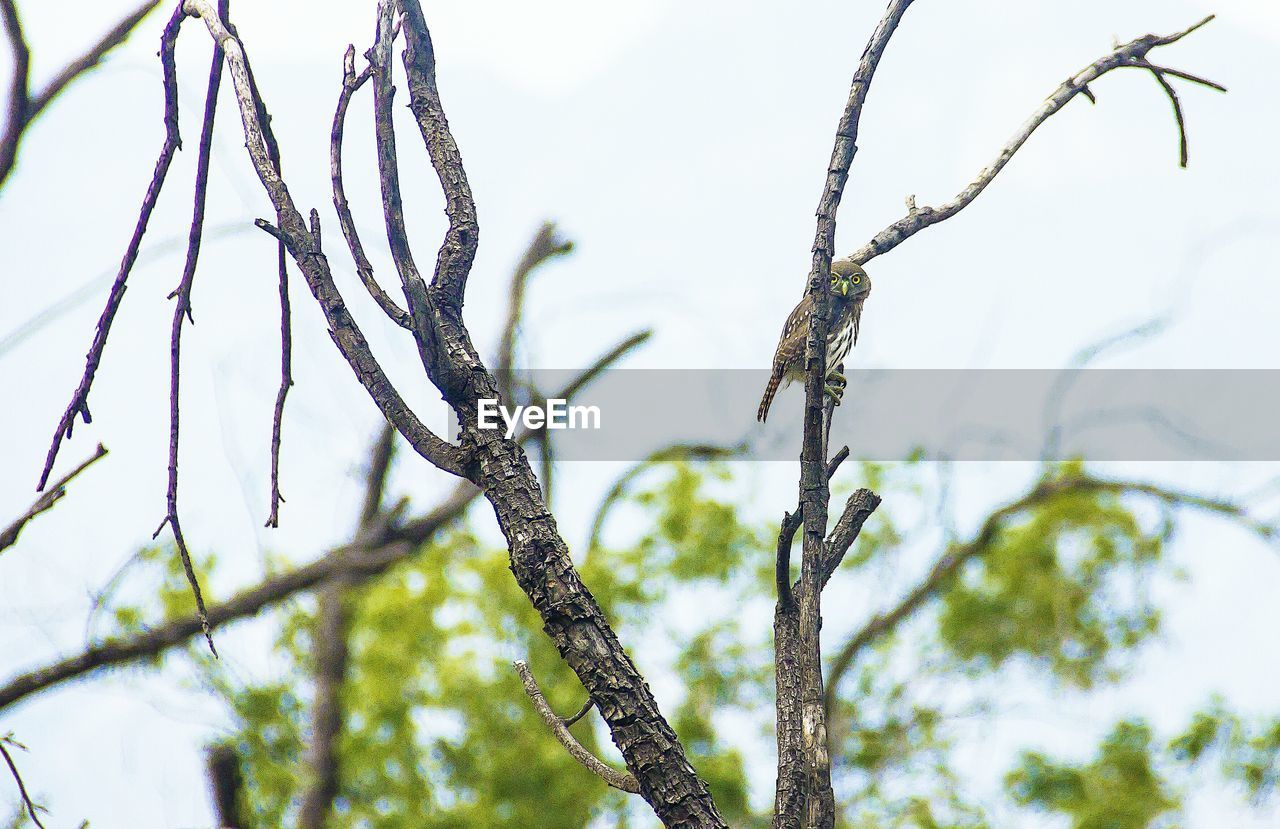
[825,383,845,405]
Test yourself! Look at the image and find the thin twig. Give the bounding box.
[369,4,431,336]
[330,46,411,329]
[228,10,294,530]
[37,4,187,492]
[1,444,107,554]
[562,698,594,728]
[155,0,227,657]
[0,736,45,829]
[847,15,1224,267]
[513,661,640,794]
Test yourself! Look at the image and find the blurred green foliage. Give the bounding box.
[105,459,1274,828]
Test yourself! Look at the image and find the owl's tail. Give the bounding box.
[757,374,782,422]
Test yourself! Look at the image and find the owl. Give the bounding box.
[757,260,871,422]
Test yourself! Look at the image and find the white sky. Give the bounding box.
[2,0,1280,826]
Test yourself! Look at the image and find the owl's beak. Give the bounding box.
[839,283,849,296]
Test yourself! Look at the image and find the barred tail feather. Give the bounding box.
[758,374,782,422]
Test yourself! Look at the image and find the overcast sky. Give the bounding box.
[2,1,1279,826]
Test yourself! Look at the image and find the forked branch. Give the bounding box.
[514,661,641,794]
[846,15,1224,267]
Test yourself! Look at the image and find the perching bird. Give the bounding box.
[757,260,871,422]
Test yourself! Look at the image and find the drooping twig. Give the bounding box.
[1,444,106,554]
[513,661,641,794]
[226,14,294,530]
[821,472,1273,717]
[154,0,228,658]
[0,734,45,829]
[330,46,411,330]
[846,15,1224,268]
[783,0,916,825]
[36,4,187,493]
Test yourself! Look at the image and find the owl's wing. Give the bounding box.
[771,294,813,377]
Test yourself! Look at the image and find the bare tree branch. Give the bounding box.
[0,0,31,188]
[513,661,641,795]
[781,1,916,825]
[0,735,44,829]
[28,2,161,121]
[181,0,466,477]
[776,448,850,610]
[846,15,1223,268]
[1,1,162,189]
[819,488,881,586]
[822,472,1274,717]
[1,444,106,554]
[152,0,228,659]
[330,46,411,330]
[36,4,187,492]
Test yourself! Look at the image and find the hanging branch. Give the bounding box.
[153,0,228,659]
[845,15,1223,268]
[36,4,187,492]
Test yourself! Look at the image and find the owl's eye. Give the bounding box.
[851,275,861,284]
